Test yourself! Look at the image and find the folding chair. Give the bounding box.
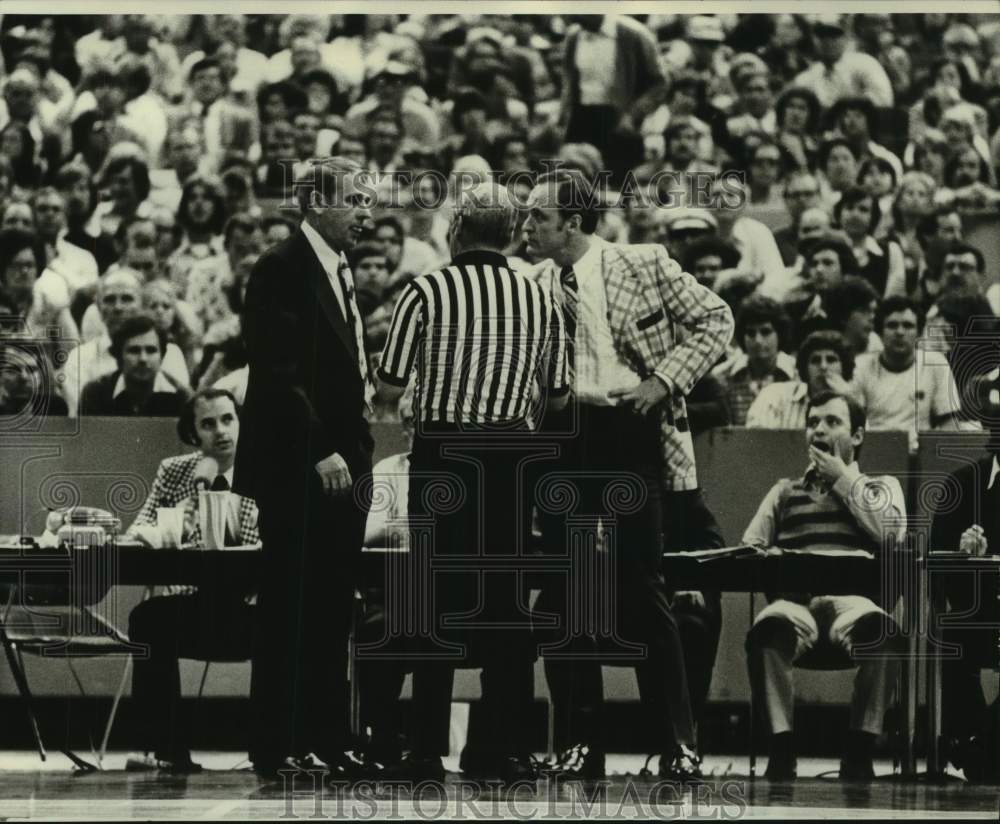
[0,578,137,771]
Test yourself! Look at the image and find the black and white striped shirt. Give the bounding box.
[378,250,569,424]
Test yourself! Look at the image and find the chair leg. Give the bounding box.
[100,655,132,767]
[748,591,756,779]
[66,658,100,763]
[57,656,97,773]
[197,661,212,700]
[0,630,47,761]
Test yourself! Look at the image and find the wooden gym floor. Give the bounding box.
[0,752,996,820]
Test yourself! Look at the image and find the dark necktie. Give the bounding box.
[338,259,375,410]
[209,474,240,545]
[560,265,578,384]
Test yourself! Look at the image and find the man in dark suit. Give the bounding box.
[234,155,376,779]
[930,383,1000,782]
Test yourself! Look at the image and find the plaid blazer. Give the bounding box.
[532,242,734,490]
[129,452,261,546]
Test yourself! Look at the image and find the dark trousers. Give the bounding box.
[662,489,725,733]
[129,592,255,762]
[355,589,409,761]
[565,104,644,187]
[250,471,369,765]
[534,403,695,754]
[941,624,997,740]
[940,567,999,742]
[406,424,537,758]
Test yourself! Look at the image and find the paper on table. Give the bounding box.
[198,491,229,549]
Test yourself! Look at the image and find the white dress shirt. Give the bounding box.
[300,221,374,410]
[562,235,642,406]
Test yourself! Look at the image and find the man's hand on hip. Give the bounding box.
[315,452,353,497]
[609,376,671,416]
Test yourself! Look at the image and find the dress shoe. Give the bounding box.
[839,731,876,781]
[252,755,316,782]
[659,744,704,782]
[764,733,797,780]
[125,752,203,774]
[316,750,384,780]
[838,754,875,781]
[382,754,447,783]
[497,755,541,784]
[547,743,606,781]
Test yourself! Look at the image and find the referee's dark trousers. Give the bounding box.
[406,422,537,760]
[534,401,696,754]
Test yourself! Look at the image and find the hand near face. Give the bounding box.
[808,444,849,486]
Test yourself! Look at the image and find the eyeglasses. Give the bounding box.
[786,190,820,199]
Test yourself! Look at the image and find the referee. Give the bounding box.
[377,182,569,783]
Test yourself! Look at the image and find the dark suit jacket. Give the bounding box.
[233,227,372,502]
[930,456,1000,618]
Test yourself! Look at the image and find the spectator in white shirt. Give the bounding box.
[708,175,788,300]
[852,295,978,453]
[31,186,99,301]
[792,14,894,109]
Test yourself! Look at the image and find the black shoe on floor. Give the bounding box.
[547,743,606,781]
[316,750,384,780]
[659,744,704,782]
[498,755,540,784]
[764,733,797,781]
[382,754,447,783]
[252,755,317,782]
[839,731,876,781]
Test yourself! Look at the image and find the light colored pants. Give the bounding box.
[747,595,898,736]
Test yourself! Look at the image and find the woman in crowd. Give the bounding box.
[143,280,203,376]
[833,187,906,299]
[909,129,951,189]
[857,156,898,238]
[0,122,44,190]
[817,137,859,211]
[0,227,78,344]
[773,86,821,171]
[744,135,792,208]
[887,171,938,294]
[165,175,227,295]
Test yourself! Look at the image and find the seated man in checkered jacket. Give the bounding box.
[125,387,260,773]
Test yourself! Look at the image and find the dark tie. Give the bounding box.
[208,474,239,545]
[338,259,375,403]
[560,265,578,384]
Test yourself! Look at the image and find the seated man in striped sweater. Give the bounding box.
[743,390,907,781]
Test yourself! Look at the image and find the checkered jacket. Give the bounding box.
[129,452,261,546]
[531,243,734,490]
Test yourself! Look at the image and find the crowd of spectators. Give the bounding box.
[1,12,999,448]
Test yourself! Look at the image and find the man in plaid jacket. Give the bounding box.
[125,388,260,773]
[523,169,733,781]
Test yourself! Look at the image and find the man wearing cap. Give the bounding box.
[344,61,440,148]
[660,16,732,102]
[559,15,667,184]
[793,15,894,109]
